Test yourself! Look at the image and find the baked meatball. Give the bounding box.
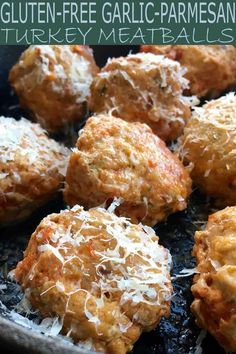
[90,53,197,141]
[191,206,236,352]
[179,93,236,206]
[0,117,69,224]
[141,45,236,98]
[64,114,192,226]
[14,205,172,354]
[9,45,99,132]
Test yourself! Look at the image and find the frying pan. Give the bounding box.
[0,45,228,354]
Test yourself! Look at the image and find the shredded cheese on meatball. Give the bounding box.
[27,45,94,103]
[178,92,236,208]
[40,205,171,307]
[96,53,198,124]
[18,204,172,339]
[0,116,68,175]
[193,92,236,130]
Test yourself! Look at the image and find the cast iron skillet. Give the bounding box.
[0,46,228,354]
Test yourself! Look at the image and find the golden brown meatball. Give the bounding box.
[64,114,192,226]
[0,117,69,224]
[179,93,236,207]
[9,45,99,132]
[191,206,236,352]
[90,53,197,141]
[141,45,236,98]
[14,205,172,354]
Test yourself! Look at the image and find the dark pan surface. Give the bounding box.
[0,46,228,354]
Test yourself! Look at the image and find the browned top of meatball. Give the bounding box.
[179,93,236,206]
[0,116,69,223]
[64,113,192,226]
[90,53,196,141]
[9,45,99,132]
[141,45,236,98]
[192,206,236,352]
[14,205,172,354]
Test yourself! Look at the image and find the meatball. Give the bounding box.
[64,114,192,226]
[0,117,69,224]
[9,45,99,132]
[179,93,236,207]
[90,53,197,141]
[141,45,236,98]
[191,206,236,352]
[14,205,172,354]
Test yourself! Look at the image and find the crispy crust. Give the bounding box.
[141,45,236,98]
[0,117,69,224]
[9,45,99,132]
[14,205,172,354]
[90,53,196,141]
[64,113,192,226]
[179,93,236,206]
[191,206,236,352]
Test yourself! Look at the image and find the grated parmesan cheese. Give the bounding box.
[0,116,69,173]
[23,45,94,103]
[172,268,198,280]
[16,204,172,350]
